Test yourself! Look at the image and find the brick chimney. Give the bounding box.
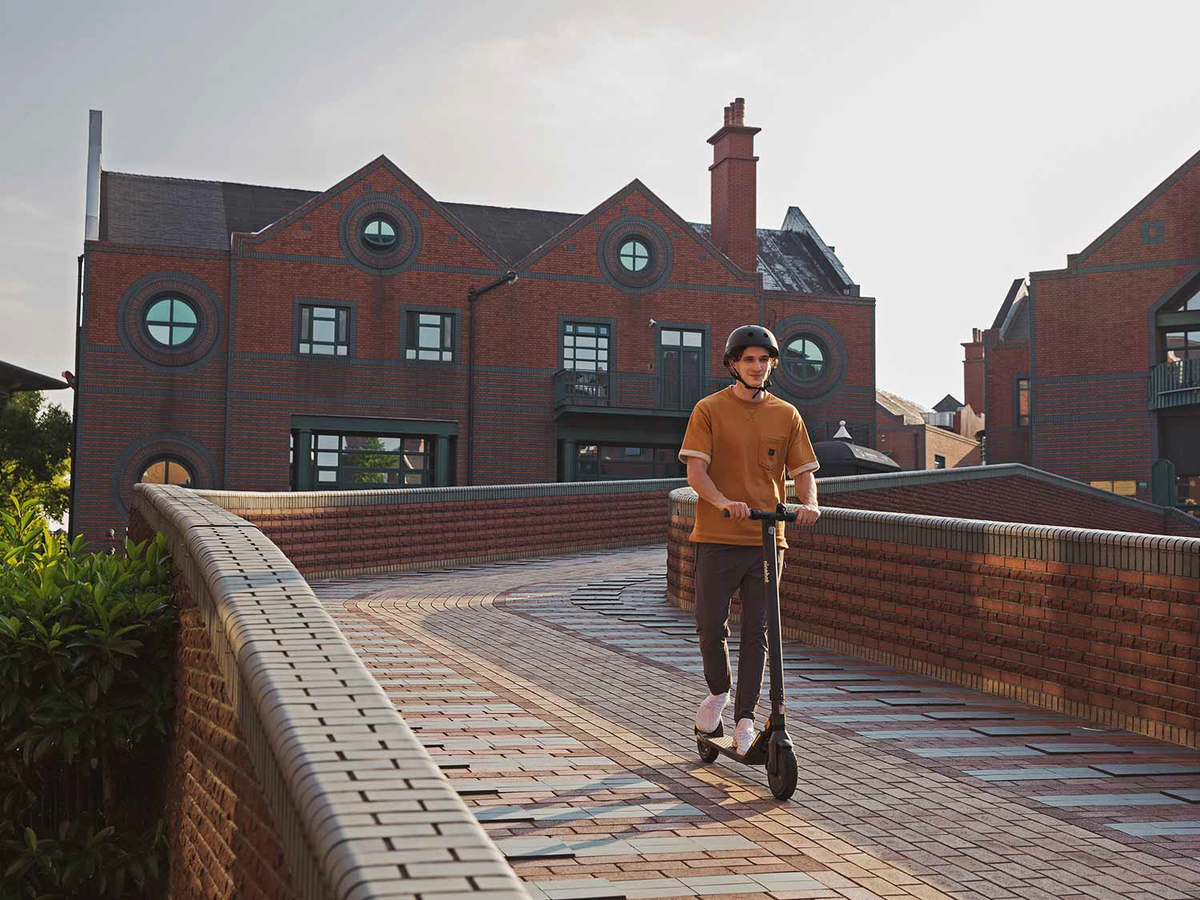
[962,327,985,414]
[708,97,761,274]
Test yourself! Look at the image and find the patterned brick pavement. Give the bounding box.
[311,547,1200,900]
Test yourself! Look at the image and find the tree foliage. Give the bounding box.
[0,393,71,522]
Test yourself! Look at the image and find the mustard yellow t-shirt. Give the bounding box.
[678,387,819,547]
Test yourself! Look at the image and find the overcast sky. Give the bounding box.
[3,1,1199,411]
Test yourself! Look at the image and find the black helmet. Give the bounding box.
[723,325,779,366]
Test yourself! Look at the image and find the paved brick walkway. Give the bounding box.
[311,547,1200,900]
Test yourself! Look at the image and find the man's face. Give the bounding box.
[734,346,774,386]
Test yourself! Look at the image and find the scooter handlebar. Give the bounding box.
[723,505,799,523]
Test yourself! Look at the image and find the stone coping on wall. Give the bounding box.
[198,477,689,510]
[813,462,1198,530]
[132,483,529,900]
[671,485,1199,576]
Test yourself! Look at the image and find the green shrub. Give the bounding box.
[0,497,174,898]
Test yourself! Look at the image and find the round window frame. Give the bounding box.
[141,294,202,351]
[597,217,673,294]
[771,315,848,402]
[339,193,423,275]
[117,272,224,372]
[617,237,652,274]
[360,213,401,254]
[781,333,829,385]
[138,454,196,488]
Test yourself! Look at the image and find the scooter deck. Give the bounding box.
[696,729,768,766]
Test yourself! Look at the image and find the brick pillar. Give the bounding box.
[708,97,761,274]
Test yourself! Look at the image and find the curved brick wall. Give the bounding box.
[198,479,686,578]
[130,484,528,900]
[817,464,1200,537]
[668,487,1200,748]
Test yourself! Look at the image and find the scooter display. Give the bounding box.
[694,503,798,801]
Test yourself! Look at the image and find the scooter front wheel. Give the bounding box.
[768,747,798,800]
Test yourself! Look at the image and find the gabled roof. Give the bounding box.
[876,389,930,425]
[988,277,1031,341]
[97,172,858,295]
[933,394,963,413]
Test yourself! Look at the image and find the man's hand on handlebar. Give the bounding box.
[720,500,751,521]
[794,503,820,526]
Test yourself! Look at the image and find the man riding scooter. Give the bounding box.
[678,325,821,756]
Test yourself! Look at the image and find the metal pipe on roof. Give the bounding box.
[84,111,102,241]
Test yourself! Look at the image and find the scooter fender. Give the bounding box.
[767,730,794,775]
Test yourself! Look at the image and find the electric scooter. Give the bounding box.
[694,503,799,801]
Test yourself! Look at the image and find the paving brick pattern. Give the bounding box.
[313,547,1200,900]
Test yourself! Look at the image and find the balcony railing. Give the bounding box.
[552,369,727,414]
[1149,359,1200,410]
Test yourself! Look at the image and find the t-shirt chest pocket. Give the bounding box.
[758,435,785,474]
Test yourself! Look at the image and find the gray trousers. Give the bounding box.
[693,542,785,723]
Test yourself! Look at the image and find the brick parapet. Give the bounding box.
[198,478,687,578]
[816,463,1200,536]
[668,487,1200,748]
[131,483,529,900]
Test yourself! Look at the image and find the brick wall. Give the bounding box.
[131,483,526,900]
[202,479,686,578]
[131,506,295,899]
[668,488,1200,748]
[815,464,1200,537]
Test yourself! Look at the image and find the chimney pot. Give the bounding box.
[732,97,745,125]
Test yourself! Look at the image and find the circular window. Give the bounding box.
[140,457,194,487]
[783,335,826,383]
[361,215,399,251]
[143,296,198,347]
[618,238,650,273]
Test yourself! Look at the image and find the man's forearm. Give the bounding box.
[687,460,728,509]
[795,470,817,507]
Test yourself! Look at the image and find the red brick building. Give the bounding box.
[980,149,1200,512]
[71,100,877,547]
[875,390,981,471]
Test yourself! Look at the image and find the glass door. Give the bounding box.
[659,328,704,410]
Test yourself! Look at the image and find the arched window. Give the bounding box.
[140,458,194,488]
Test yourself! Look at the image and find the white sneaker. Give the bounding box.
[694,692,729,733]
[733,717,756,755]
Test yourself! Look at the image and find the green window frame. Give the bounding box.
[300,305,350,356]
[405,311,454,361]
[782,335,826,383]
[563,322,610,372]
[143,296,198,348]
[311,432,433,489]
[362,215,399,251]
[617,238,650,273]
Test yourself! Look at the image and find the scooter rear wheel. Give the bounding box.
[697,739,720,764]
[768,747,798,800]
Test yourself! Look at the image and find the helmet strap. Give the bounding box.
[727,360,774,399]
